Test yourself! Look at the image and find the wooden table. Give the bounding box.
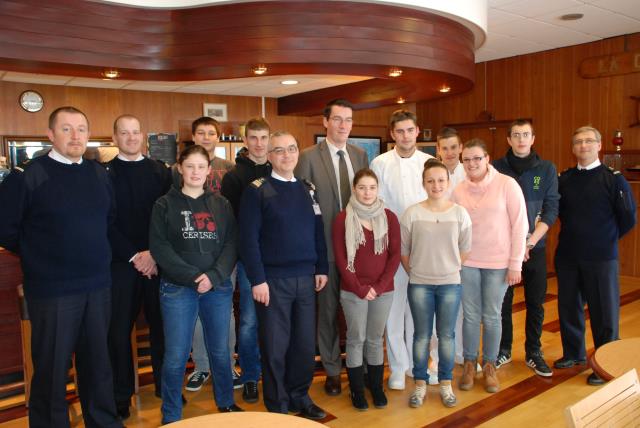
[590,337,640,381]
[164,411,326,427]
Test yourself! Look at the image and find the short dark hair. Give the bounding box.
[463,138,488,155]
[508,119,534,136]
[49,106,89,130]
[389,109,418,130]
[422,158,449,181]
[436,127,461,146]
[323,99,354,119]
[244,117,271,138]
[178,144,210,165]
[192,116,221,136]
[353,168,378,187]
[113,114,140,133]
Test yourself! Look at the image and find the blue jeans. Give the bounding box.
[408,284,461,382]
[159,279,234,424]
[237,262,261,382]
[461,267,508,364]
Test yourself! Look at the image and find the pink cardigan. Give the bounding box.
[451,165,528,271]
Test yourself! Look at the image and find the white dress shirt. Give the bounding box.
[577,158,601,170]
[370,147,433,217]
[49,148,83,164]
[117,153,145,162]
[272,170,297,182]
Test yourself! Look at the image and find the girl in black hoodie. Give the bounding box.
[150,145,241,423]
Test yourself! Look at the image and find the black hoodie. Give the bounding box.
[221,147,271,218]
[149,187,237,288]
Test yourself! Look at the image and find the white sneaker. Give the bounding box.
[409,382,427,408]
[388,371,405,390]
[439,383,457,408]
[427,368,439,385]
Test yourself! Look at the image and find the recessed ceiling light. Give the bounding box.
[397,97,406,104]
[439,85,451,93]
[560,13,583,21]
[102,69,120,79]
[253,65,267,75]
[281,80,299,85]
[389,67,403,78]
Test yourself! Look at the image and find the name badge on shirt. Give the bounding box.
[313,203,322,215]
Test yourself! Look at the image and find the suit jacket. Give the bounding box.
[295,139,369,262]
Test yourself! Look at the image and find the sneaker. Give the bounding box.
[526,353,553,377]
[232,368,244,390]
[388,371,405,390]
[185,371,210,391]
[439,382,457,408]
[408,381,427,408]
[242,381,259,403]
[427,368,439,385]
[459,360,476,391]
[482,363,499,393]
[495,351,512,369]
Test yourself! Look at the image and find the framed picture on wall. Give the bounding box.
[314,134,382,164]
[203,103,228,122]
[386,141,437,157]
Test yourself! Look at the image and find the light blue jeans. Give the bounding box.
[160,279,234,424]
[460,267,508,365]
[408,284,461,382]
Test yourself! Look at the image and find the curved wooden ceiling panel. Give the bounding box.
[0,0,477,115]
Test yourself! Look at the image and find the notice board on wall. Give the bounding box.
[147,133,178,165]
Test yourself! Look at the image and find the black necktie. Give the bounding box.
[337,150,350,210]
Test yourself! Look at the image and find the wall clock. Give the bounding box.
[19,90,44,113]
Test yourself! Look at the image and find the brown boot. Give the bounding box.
[459,360,476,391]
[483,362,499,393]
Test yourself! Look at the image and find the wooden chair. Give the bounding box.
[565,369,640,427]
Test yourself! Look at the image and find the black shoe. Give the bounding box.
[553,357,587,369]
[324,375,341,396]
[495,350,512,369]
[367,364,387,408]
[526,352,553,377]
[347,366,368,411]
[218,404,244,412]
[242,381,259,403]
[299,403,326,420]
[116,403,130,420]
[587,372,605,386]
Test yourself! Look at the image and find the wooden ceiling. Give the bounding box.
[0,0,477,115]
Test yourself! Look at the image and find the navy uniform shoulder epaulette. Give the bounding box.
[250,177,266,188]
[14,166,24,173]
[302,178,316,191]
[606,166,622,175]
[153,158,171,169]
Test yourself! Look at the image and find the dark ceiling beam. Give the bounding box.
[0,0,478,115]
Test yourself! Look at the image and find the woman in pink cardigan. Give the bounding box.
[451,139,528,394]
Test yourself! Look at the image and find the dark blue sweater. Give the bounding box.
[0,155,114,300]
[238,176,329,285]
[106,157,172,262]
[493,151,560,249]
[556,165,636,261]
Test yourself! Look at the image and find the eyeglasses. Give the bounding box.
[573,139,599,145]
[329,116,353,125]
[510,132,531,139]
[269,145,298,155]
[461,155,485,164]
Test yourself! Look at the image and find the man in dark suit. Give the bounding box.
[295,99,369,395]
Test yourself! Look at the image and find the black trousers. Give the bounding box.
[500,247,548,356]
[108,262,164,405]
[555,258,620,361]
[27,286,122,428]
[256,276,316,413]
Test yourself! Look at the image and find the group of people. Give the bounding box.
[0,98,635,427]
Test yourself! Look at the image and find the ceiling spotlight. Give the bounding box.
[281,80,299,85]
[396,97,406,104]
[560,13,584,21]
[253,65,268,75]
[389,68,403,78]
[102,69,120,79]
[439,85,451,93]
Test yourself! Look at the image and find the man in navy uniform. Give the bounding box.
[553,125,636,385]
[106,114,172,418]
[0,106,123,427]
[239,131,328,419]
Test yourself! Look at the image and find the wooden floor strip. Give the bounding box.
[422,365,589,428]
[543,288,640,333]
